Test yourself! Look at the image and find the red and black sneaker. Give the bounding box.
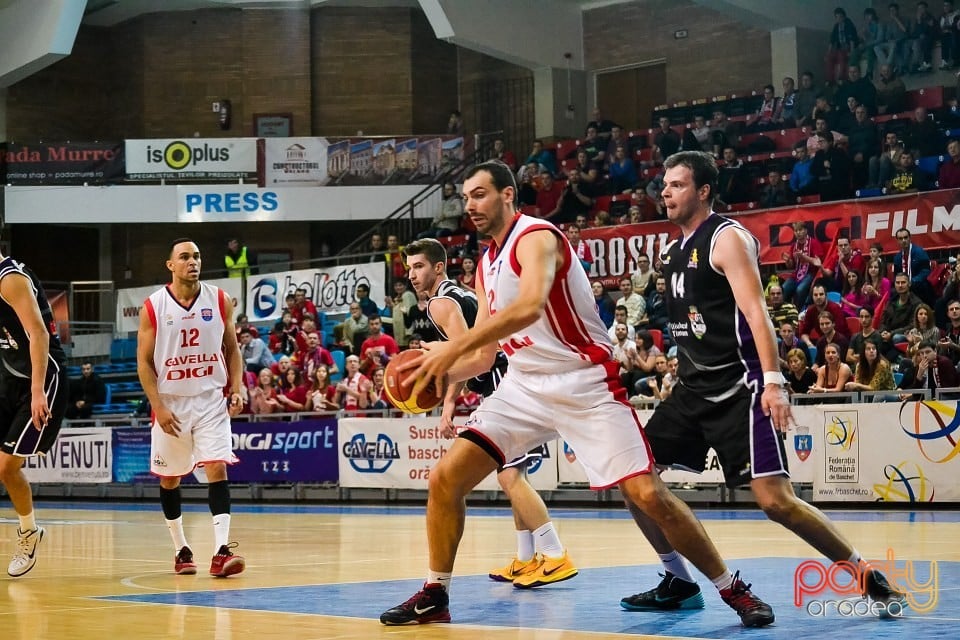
[209,542,245,577]
[174,546,197,575]
[719,571,775,627]
[380,582,451,625]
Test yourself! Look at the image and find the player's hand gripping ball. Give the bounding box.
[383,349,443,414]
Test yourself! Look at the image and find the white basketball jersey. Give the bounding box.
[478,214,612,374]
[144,282,228,396]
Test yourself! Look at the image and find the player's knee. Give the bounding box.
[496,468,521,493]
[757,493,800,524]
[620,475,667,514]
[427,458,462,497]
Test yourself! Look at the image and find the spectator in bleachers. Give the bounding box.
[826,7,860,84]
[814,311,851,367]
[336,354,371,410]
[224,236,255,278]
[906,1,937,73]
[778,321,808,370]
[645,275,669,332]
[516,161,541,188]
[887,150,933,193]
[403,290,438,344]
[573,148,601,190]
[605,125,629,162]
[782,222,825,307]
[653,116,681,162]
[759,168,793,208]
[811,133,852,201]
[593,210,613,228]
[269,316,297,356]
[852,8,883,79]
[582,126,606,165]
[234,313,259,340]
[292,330,337,380]
[836,64,878,115]
[276,367,310,412]
[690,114,712,151]
[800,283,850,348]
[786,347,818,394]
[644,166,666,202]
[249,368,281,415]
[457,255,477,293]
[875,2,912,74]
[523,139,556,175]
[939,138,960,188]
[550,169,594,225]
[607,144,638,193]
[907,304,943,355]
[795,71,819,128]
[939,297,960,364]
[680,127,701,153]
[383,278,418,348]
[489,138,517,172]
[632,332,664,393]
[709,110,742,157]
[790,142,817,195]
[768,284,800,328]
[289,288,317,326]
[717,147,751,204]
[608,305,636,342]
[863,258,892,305]
[239,327,273,374]
[868,131,904,187]
[806,115,846,154]
[516,166,539,207]
[587,107,619,139]
[824,234,867,293]
[745,85,781,132]
[615,276,646,331]
[840,270,870,318]
[365,367,390,410]
[874,64,907,114]
[776,77,798,127]
[535,171,564,219]
[912,340,960,389]
[306,364,338,412]
[879,272,923,358]
[845,341,896,393]
[368,232,385,262]
[941,0,960,67]
[269,354,293,380]
[846,104,880,189]
[447,110,464,135]
[65,361,106,420]
[630,253,656,296]
[385,235,408,287]
[355,282,380,318]
[417,182,463,239]
[574,214,589,230]
[902,107,942,158]
[337,302,369,355]
[847,306,884,366]
[358,315,398,377]
[612,322,639,391]
[835,95,860,134]
[592,281,616,328]
[808,342,853,392]
[329,325,353,357]
[293,314,319,352]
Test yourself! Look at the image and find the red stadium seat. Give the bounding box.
[647,329,664,351]
[906,86,944,110]
[592,194,614,214]
[845,316,860,335]
[556,139,580,162]
[796,194,821,205]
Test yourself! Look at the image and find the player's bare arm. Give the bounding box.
[426,296,471,437]
[0,273,51,429]
[713,226,793,431]
[407,229,561,394]
[219,294,246,416]
[137,304,180,436]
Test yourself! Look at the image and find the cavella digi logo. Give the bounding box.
[145,141,231,171]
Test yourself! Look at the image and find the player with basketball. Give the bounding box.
[401,237,577,589]
[0,252,68,577]
[380,161,775,627]
[137,238,246,578]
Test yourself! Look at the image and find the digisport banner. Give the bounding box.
[263,137,330,186]
[229,419,338,483]
[810,401,960,503]
[558,408,815,486]
[245,262,385,323]
[581,189,960,286]
[337,417,559,490]
[2,142,125,185]
[125,138,257,180]
[23,427,112,483]
[115,277,243,334]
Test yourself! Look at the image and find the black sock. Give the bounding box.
[208,480,231,516]
[160,486,182,520]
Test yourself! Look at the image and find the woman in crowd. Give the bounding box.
[844,341,895,393]
[861,258,891,308]
[457,256,477,293]
[249,367,282,415]
[786,347,817,394]
[276,367,310,412]
[606,144,637,194]
[808,343,853,393]
[366,367,390,410]
[307,363,339,412]
[840,269,869,318]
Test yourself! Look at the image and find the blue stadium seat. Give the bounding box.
[330,350,346,383]
[827,291,842,304]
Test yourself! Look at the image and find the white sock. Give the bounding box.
[18,511,36,533]
[711,570,734,592]
[516,530,534,562]
[212,513,231,551]
[659,551,696,583]
[166,516,188,550]
[427,571,451,591]
[532,522,564,558]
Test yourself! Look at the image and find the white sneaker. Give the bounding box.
[8,527,44,577]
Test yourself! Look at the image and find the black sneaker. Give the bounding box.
[863,570,908,617]
[380,582,451,625]
[174,546,197,575]
[719,571,775,627]
[620,571,705,611]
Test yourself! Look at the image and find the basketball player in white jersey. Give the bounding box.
[380,161,773,627]
[403,238,576,589]
[137,239,247,577]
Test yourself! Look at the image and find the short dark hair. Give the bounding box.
[834,7,846,18]
[663,151,719,204]
[169,237,196,255]
[404,238,448,265]
[368,314,382,323]
[918,339,937,352]
[463,160,518,203]
[239,327,252,336]
[356,283,370,293]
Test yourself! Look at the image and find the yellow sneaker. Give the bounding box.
[512,551,578,589]
[489,556,540,582]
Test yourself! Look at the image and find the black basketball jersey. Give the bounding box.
[0,257,67,378]
[427,278,506,396]
[659,214,761,400]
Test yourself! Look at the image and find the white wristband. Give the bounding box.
[763,371,786,386]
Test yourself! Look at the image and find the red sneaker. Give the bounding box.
[719,571,775,627]
[174,546,197,575]
[209,543,245,577]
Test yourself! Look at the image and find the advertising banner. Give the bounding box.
[115,277,243,334]
[23,427,112,483]
[809,401,960,503]
[1,142,124,185]
[263,137,329,186]
[125,138,257,179]
[582,189,960,286]
[245,262,385,323]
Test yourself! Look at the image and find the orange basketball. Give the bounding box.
[383,349,443,414]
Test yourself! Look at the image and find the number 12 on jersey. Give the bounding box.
[179,328,200,348]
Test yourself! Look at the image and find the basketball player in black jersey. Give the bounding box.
[0,253,68,577]
[400,238,577,590]
[619,151,904,622]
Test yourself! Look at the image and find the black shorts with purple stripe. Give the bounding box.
[642,382,788,488]
[0,365,68,457]
[499,443,548,473]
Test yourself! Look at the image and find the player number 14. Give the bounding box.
[670,272,685,298]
